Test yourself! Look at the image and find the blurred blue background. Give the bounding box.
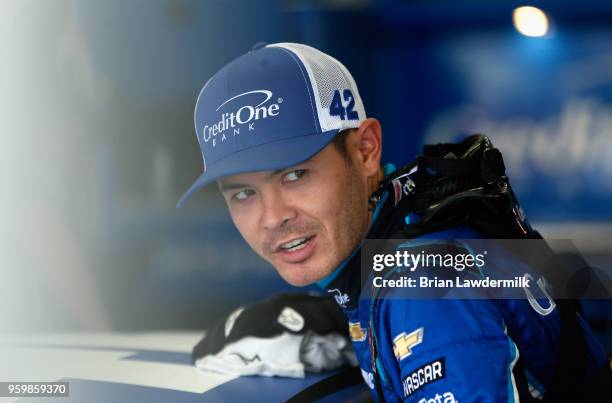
[2,0,610,347]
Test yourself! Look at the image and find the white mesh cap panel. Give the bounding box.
[268,43,366,132]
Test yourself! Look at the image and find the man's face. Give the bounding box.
[218,140,371,286]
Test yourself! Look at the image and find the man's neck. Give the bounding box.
[317,165,391,290]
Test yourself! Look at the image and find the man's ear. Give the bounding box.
[354,118,383,177]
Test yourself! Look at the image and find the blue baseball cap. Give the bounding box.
[177,42,366,207]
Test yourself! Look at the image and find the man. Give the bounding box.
[178,43,609,402]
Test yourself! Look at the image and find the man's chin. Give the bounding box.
[274,262,331,287]
[283,276,315,287]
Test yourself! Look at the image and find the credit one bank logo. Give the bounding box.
[200,90,282,148]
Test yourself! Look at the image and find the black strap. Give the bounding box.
[541,300,611,402]
[285,366,367,403]
[541,301,583,402]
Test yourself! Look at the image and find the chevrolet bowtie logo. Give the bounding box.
[348,322,366,342]
[393,327,424,361]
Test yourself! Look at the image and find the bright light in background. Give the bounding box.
[513,6,549,37]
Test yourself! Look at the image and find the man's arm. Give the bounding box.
[378,298,522,402]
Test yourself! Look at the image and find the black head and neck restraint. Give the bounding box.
[370,134,533,239]
[364,134,611,403]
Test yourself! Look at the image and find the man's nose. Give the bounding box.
[260,191,297,231]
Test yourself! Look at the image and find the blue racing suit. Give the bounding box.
[319,164,609,402]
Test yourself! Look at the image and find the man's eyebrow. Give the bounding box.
[219,159,313,191]
[220,169,285,190]
[267,167,288,179]
[266,158,313,179]
[218,182,248,192]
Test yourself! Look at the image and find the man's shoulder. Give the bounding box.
[372,294,508,372]
[367,225,507,333]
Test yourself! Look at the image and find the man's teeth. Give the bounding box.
[281,237,308,251]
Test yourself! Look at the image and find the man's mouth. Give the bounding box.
[279,236,314,252]
[273,235,317,263]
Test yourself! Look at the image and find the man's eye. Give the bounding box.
[283,169,307,183]
[232,189,255,201]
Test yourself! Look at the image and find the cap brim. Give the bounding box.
[176,129,339,208]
